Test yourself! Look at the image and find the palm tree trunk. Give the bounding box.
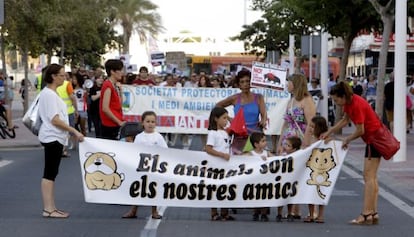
[375,15,393,118]
[334,34,355,134]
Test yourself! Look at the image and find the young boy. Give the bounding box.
[247,132,274,221]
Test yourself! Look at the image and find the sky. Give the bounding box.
[126,0,263,69]
[151,0,263,37]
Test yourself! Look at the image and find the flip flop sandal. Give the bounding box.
[315,218,325,223]
[151,214,162,219]
[211,214,222,221]
[221,215,235,221]
[303,216,315,223]
[122,213,137,219]
[42,209,69,218]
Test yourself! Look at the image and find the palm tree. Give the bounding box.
[112,0,164,54]
[368,0,394,118]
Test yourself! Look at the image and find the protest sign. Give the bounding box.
[121,86,290,135]
[79,138,346,207]
[251,61,288,90]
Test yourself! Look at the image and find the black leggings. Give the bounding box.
[41,141,63,181]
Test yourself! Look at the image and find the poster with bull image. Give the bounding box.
[251,61,288,90]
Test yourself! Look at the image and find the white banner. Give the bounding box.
[79,138,347,208]
[122,86,290,135]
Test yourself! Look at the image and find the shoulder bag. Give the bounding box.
[361,123,400,160]
[22,93,42,136]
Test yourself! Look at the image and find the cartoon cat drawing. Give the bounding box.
[306,148,336,199]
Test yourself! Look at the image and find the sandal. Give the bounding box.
[42,209,69,218]
[151,214,162,219]
[260,214,269,222]
[276,214,282,222]
[211,214,222,221]
[315,218,325,223]
[349,213,373,225]
[303,216,314,223]
[122,211,137,219]
[61,151,70,158]
[372,212,379,225]
[221,215,235,221]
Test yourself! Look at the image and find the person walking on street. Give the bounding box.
[321,81,381,225]
[38,64,84,218]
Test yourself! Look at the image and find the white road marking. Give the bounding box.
[342,165,414,218]
[140,206,167,237]
[0,159,13,168]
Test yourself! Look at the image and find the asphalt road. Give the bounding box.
[1,136,414,237]
[1,89,413,236]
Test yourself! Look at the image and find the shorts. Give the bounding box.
[385,109,394,122]
[68,113,75,127]
[78,111,88,119]
[364,144,381,158]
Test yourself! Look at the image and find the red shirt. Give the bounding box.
[99,80,123,127]
[343,94,381,135]
[132,78,156,86]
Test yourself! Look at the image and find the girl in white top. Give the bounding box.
[122,111,167,219]
[247,132,274,222]
[205,107,233,221]
[305,115,330,223]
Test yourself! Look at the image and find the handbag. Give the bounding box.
[361,123,400,160]
[22,93,42,136]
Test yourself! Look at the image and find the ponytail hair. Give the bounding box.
[329,81,353,103]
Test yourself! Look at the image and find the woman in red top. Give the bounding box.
[322,81,381,225]
[99,59,126,140]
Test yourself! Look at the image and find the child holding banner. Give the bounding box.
[304,115,330,223]
[277,74,316,219]
[247,132,274,222]
[122,111,167,219]
[276,136,302,222]
[205,107,234,221]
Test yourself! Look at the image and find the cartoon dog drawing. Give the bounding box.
[84,152,124,190]
[306,148,336,199]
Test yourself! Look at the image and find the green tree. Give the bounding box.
[239,0,382,80]
[4,0,52,112]
[112,0,164,54]
[3,0,118,111]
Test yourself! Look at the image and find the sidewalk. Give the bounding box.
[341,125,414,207]
[1,89,413,207]
[1,89,41,149]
